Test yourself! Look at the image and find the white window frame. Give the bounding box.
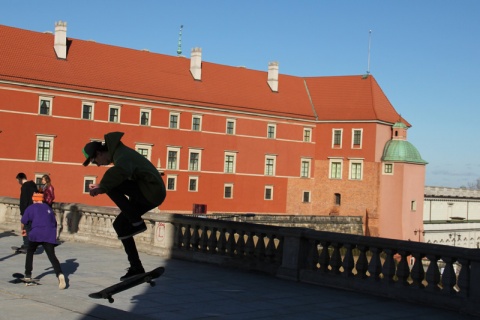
[300,158,311,178]
[224,151,237,173]
[140,108,152,126]
[36,134,55,162]
[224,183,234,199]
[411,200,417,212]
[169,112,180,129]
[383,163,394,175]
[166,175,177,191]
[332,128,343,148]
[81,101,95,120]
[34,173,48,191]
[135,143,153,161]
[226,119,236,135]
[83,176,97,194]
[352,129,363,149]
[167,146,181,170]
[303,128,312,142]
[349,159,364,180]
[108,104,121,123]
[303,191,311,203]
[329,158,343,179]
[192,115,202,131]
[267,123,276,139]
[38,96,53,116]
[264,155,277,176]
[188,176,199,192]
[264,185,274,200]
[188,148,202,171]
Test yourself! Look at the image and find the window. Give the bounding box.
[329,159,343,179]
[303,128,312,142]
[36,134,55,162]
[384,163,394,174]
[411,200,417,212]
[189,176,198,192]
[226,119,236,135]
[35,174,44,190]
[188,149,202,171]
[135,143,152,161]
[167,175,177,191]
[265,186,273,200]
[334,193,341,206]
[169,112,180,129]
[109,105,121,123]
[82,102,94,120]
[167,147,181,170]
[267,124,276,139]
[303,191,311,203]
[83,176,96,193]
[140,109,151,126]
[39,96,53,115]
[265,155,276,176]
[352,129,362,148]
[300,158,311,178]
[192,115,202,131]
[349,159,363,180]
[224,152,237,173]
[332,129,342,148]
[224,183,233,199]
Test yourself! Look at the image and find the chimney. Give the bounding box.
[54,21,67,59]
[190,47,202,81]
[267,61,279,92]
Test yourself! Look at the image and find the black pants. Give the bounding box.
[25,242,62,277]
[107,180,159,269]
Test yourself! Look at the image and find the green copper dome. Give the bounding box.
[382,140,428,164]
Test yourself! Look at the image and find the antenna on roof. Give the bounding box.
[177,25,184,56]
[362,30,372,79]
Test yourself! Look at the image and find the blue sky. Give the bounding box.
[2,1,479,188]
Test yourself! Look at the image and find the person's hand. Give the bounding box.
[21,229,26,237]
[89,184,99,190]
[89,187,105,197]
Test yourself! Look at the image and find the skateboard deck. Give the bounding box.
[11,273,41,286]
[89,266,164,303]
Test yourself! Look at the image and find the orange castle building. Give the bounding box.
[0,22,427,240]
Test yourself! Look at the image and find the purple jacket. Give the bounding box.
[21,203,57,244]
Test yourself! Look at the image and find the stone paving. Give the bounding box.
[0,229,477,320]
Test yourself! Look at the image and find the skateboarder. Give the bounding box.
[82,132,166,280]
[16,172,38,252]
[21,193,66,289]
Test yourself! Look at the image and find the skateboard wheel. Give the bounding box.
[149,281,156,287]
[108,297,114,303]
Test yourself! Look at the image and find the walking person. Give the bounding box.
[82,132,166,280]
[21,193,66,289]
[16,172,38,252]
[41,174,55,207]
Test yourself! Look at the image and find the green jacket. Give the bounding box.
[99,132,166,206]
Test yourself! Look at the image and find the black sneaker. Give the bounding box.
[117,221,147,240]
[120,266,145,281]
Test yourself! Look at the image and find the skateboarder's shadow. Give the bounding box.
[40,258,79,287]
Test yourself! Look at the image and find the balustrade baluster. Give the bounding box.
[330,243,342,274]
[318,240,331,273]
[265,233,276,262]
[368,247,382,281]
[244,231,255,258]
[183,225,192,250]
[200,226,209,252]
[395,251,411,286]
[217,228,227,255]
[208,227,218,254]
[275,236,283,264]
[236,230,246,257]
[441,257,458,294]
[342,243,355,277]
[425,254,441,292]
[173,223,182,249]
[226,229,236,256]
[382,248,397,284]
[191,225,200,251]
[355,245,368,279]
[410,252,426,288]
[456,258,469,297]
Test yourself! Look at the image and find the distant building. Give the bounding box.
[424,186,480,248]
[0,22,427,240]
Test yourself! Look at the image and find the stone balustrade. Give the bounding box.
[1,196,479,316]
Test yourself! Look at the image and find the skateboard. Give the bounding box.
[11,273,41,286]
[89,266,165,303]
[11,246,26,254]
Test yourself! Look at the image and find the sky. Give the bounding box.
[1,0,479,188]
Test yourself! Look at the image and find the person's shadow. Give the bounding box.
[38,258,79,289]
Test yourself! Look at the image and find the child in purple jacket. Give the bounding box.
[21,193,66,289]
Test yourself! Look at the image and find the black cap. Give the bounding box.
[82,141,103,166]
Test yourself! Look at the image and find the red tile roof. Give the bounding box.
[0,24,405,124]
